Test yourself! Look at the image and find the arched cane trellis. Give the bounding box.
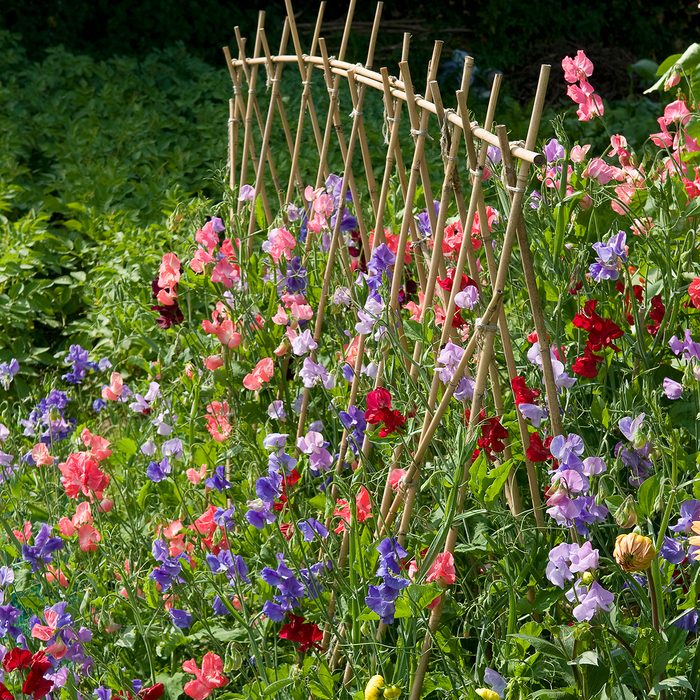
[223,2,561,697]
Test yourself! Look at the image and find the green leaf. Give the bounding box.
[570,650,599,666]
[114,437,137,457]
[509,634,569,661]
[649,676,693,696]
[262,678,295,696]
[645,44,700,93]
[637,473,662,519]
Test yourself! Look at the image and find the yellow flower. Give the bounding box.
[383,686,401,699]
[688,521,700,559]
[613,533,655,572]
[475,690,500,700]
[365,675,385,700]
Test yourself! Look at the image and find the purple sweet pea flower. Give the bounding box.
[484,668,507,698]
[146,457,171,483]
[518,403,548,427]
[169,609,193,629]
[297,518,329,542]
[205,465,232,492]
[660,536,686,565]
[673,609,699,632]
[0,359,19,390]
[619,413,645,442]
[21,523,63,571]
[670,500,700,533]
[291,329,318,356]
[663,377,683,400]
[267,400,287,422]
[589,231,627,282]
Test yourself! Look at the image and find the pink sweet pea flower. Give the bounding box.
[182,652,228,700]
[31,443,53,467]
[203,355,224,371]
[272,305,288,325]
[187,464,208,485]
[243,358,274,390]
[263,227,296,263]
[661,99,691,126]
[158,253,181,290]
[58,452,110,500]
[570,144,591,163]
[205,402,231,442]
[426,551,457,586]
[388,468,407,490]
[189,247,214,274]
[102,372,124,401]
[562,50,594,83]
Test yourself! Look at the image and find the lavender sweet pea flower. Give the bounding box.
[267,400,287,421]
[297,431,332,474]
[298,518,329,542]
[619,413,645,442]
[263,433,288,450]
[486,145,502,165]
[0,424,8,442]
[245,499,276,529]
[518,403,548,428]
[299,358,334,389]
[355,295,385,335]
[367,243,396,280]
[0,567,14,587]
[544,138,565,163]
[484,668,507,698]
[566,581,614,622]
[161,438,183,459]
[291,329,318,356]
[589,231,627,282]
[0,359,19,390]
[454,286,479,310]
[663,377,683,400]
[582,456,606,476]
[238,184,255,202]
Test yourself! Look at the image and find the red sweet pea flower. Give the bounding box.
[477,416,509,458]
[572,300,623,351]
[279,615,323,652]
[572,346,604,378]
[0,682,14,700]
[21,652,54,700]
[646,294,665,336]
[2,648,32,672]
[140,683,165,700]
[365,388,406,437]
[689,278,700,309]
[526,432,552,463]
[511,376,540,405]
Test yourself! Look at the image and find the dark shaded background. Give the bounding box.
[2,0,699,101]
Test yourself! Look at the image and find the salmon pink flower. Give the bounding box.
[201,303,241,349]
[203,355,224,371]
[101,372,124,401]
[205,402,232,442]
[333,486,372,533]
[182,652,228,700]
[58,452,110,500]
[425,552,456,586]
[243,358,274,390]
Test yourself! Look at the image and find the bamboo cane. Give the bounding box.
[283,1,326,203]
[247,21,291,240]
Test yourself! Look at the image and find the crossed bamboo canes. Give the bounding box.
[405,64,551,700]
[224,3,559,693]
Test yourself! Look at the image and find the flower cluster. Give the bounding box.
[365,538,410,625]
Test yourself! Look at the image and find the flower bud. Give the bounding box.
[580,571,594,585]
[383,686,401,699]
[613,496,638,529]
[664,69,680,91]
[613,533,655,572]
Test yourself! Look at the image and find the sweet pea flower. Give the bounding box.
[182,652,228,700]
[425,552,456,586]
[263,227,296,263]
[243,358,274,391]
[663,377,683,400]
[101,372,124,401]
